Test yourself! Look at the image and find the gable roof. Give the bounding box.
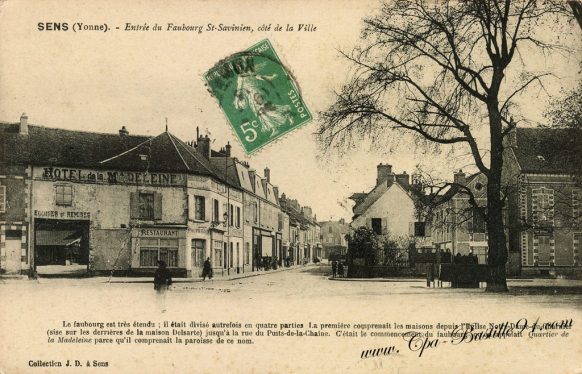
[351,179,414,217]
[512,127,582,174]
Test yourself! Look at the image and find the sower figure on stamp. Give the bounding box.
[153,260,172,313]
[202,257,213,281]
[233,70,293,136]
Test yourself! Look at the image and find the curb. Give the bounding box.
[104,264,311,284]
[327,277,426,282]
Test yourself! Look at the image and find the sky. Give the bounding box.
[1,0,580,221]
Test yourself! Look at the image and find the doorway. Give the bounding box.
[34,219,90,276]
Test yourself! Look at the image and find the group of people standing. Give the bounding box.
[331,260,345,278]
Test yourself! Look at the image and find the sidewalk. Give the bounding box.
[0,264,313,284]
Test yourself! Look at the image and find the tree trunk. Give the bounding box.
[485,99,509,292]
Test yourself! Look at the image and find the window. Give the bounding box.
[532,187,554,224]
[236,242,240,267]
[213,240,223,266]
[328,226,333,233]
[55,185,73,206]
[229,204,234,226]
[192,239,205,267]
[139,238,179,267]
[236,206,241,228]
[131,191,162,220]
[414,222,426,237]
[253,202,258,223]
[371,218,382,235]
[472,208,486,233]
[278,213,284,231]
[213,199,220,222]
[573,189,581,222]
[138,192,154,219]
[0,185,5,212]
[194,196,205,221]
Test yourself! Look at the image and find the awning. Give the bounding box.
[36,230,81,246]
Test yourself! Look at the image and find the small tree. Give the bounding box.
[347,226,379,266]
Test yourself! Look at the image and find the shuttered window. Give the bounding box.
[194,196,205,221]
[131,192,162,220]
[139,193,154,219]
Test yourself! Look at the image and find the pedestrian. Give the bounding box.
[331,260,337,278]
[153,260,172,313]
[337,261,344,278]
[202,257,213,281]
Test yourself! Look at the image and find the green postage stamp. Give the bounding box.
[203,39,312,154]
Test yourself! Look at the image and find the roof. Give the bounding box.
[1,123,150,168]
[101,132,215,174]
[351,178,416,217]
[319,220,350,234]
[280,198,310,228]
[512,127,582,174]
[349,193,367,206]
[209,156,242,187]
[1,123,215,175]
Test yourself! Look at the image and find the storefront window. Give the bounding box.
[139,238,179,267]
[55,185,73,206]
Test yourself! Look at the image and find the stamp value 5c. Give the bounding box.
[204,39,312,154]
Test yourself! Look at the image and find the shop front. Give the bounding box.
[33,210,91,276]
[131,226,187,276]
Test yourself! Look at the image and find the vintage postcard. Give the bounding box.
[0,1,581,373]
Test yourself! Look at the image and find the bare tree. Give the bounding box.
[318,0,575,292]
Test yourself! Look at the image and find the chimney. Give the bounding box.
[119,126,129,137]
[505,121,517,148]
[453,169,466,185]
[264,167,271,183]
[19,113,28,135]
[376,163,393,185]
[396,172,410,188]
[197,135,211,159]
[225,142,231,157]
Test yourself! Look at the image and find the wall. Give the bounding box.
[352,184,415,238]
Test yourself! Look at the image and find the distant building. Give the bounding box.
[430,171,489,264]
[319,219,349,259]
[349,163,430,248]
